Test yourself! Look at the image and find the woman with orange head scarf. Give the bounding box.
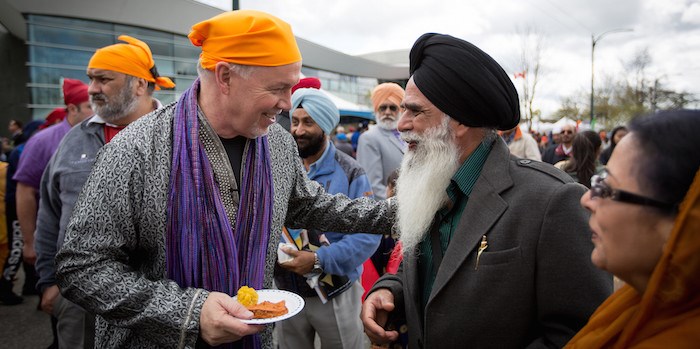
[567,110,700,348]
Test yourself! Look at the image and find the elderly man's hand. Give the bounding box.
[361,288,399,345]
[200,292,264,346]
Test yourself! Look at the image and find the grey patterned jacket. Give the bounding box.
[55,102,395,349]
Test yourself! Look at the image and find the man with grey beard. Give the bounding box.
[361,33,612,348]
[33,35,172,349]
[357,83,406,200]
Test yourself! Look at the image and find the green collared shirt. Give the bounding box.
[418,139,493,307]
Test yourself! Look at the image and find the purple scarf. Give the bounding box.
[166,79,273,349]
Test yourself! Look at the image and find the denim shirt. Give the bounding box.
[290,140,380,282]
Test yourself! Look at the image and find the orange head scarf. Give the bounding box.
[188,10,301,70]
[88,35,175,90]
[371,83,404,112]
[566,169,700,349]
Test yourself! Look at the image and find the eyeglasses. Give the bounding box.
[561,130,574,134]
[378,104,398,112]
[589,170,677,211]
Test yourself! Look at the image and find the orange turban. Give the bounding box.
[371,83,405,111]
[88,35,175,90]
[189,10,302,70]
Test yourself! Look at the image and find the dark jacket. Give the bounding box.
[371,139,612,349]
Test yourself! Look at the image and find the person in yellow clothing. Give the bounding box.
[568,110,700,348]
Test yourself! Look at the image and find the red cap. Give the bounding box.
[62,78,89,106]
[291,77,321,94]
[39,107,67,130]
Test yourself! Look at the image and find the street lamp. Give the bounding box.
[590,28,633,127]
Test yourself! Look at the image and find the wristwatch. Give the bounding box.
[310,252,323,275]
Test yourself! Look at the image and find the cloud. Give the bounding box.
[241,0,699,116]
[681,2,700,25]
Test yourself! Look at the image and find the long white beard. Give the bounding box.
[395,116,459,255]
[376,115,398,130]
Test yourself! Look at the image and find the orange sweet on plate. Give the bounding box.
[246,300,288,319]
[236,286,258,307]
[236,286,289,319]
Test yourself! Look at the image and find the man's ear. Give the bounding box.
[133,77,149,96]
[66,104,78,114]
[452,119,470,139]
[214,62,232,95]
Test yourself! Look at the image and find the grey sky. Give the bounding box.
[207,0,700,118]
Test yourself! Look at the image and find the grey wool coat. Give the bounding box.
[356,126,405,200]
[55,102,395,349]
[371,139,612,349]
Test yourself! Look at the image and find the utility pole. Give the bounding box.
[590,28,633,128]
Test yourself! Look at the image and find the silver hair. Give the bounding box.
[196,59,257,81]
[124,75,155,95]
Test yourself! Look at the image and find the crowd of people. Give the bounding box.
[0,8,698,349]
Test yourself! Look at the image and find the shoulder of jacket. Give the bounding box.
[268,123,295,146]
[334,150,366,181]
[512,158,573,184]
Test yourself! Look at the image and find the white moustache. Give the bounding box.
[401,132,423,143]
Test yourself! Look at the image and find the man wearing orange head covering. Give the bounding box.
[356,83,407,321]
[54,10,394,349]
[357,82,406,200]
[33,36,173,349]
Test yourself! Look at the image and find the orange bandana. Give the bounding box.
[188,10,301,70]
[566,170,700,349]
[371,83,405,112]
[88,35,175,90]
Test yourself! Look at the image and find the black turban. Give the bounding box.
[409,33,520,130]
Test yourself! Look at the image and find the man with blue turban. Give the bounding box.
[275,87,380,348]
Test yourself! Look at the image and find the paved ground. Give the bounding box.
[0,268,372,348]
[0,267,55,349]
[0,295,55,349]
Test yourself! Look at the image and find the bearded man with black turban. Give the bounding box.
[361,33,612,348]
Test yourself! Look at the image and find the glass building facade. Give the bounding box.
[26,14,199,119]
[25,14,378,120]
[301,67,377,107]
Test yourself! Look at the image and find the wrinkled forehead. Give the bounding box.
[402,78,437,111]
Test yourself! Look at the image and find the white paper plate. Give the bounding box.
[238,289,305,324]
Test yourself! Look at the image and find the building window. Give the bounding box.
[25,14,198,119]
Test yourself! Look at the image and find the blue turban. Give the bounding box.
[291,88,339,135]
